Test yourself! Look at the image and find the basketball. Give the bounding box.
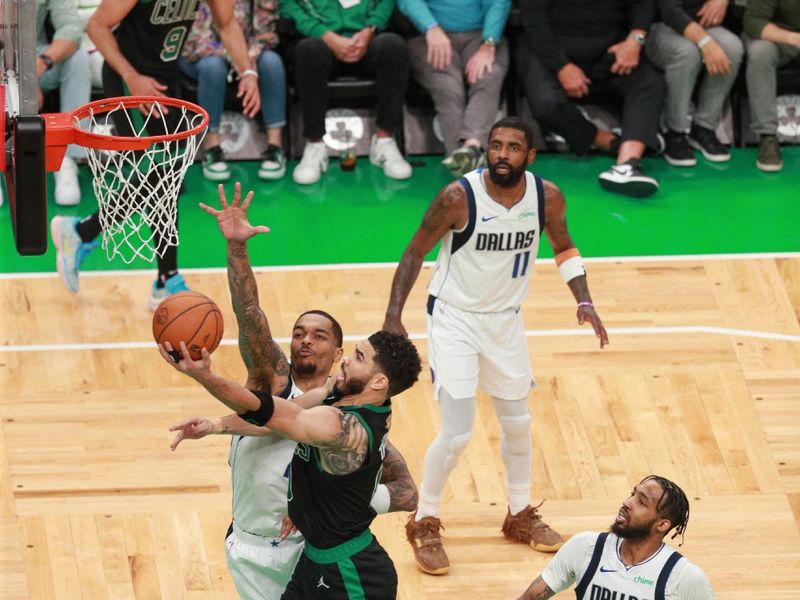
[152,291,224,361]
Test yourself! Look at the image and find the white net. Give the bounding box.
[79,100,207,263]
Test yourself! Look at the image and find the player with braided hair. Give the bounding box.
[516,475,714,600]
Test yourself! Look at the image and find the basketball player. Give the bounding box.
[166,184,418,599]
[516,475,715,600]
[159,329,422,599]
[383,116,609,574]
[49,0,259,310]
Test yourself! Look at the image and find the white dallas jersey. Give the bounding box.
[229,378,302,538]
[427,168,545,313]
[543,532,715,600]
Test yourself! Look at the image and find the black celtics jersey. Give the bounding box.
[114,0,200,79]
[287,398,391,549]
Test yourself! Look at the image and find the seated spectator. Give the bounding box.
[180,1,287,181]
[744,0,800,172]
[517,0,666,198]
[646,0,743,167]
[37,0,92,206]
[281,0,412,185]
[397,0,511,177]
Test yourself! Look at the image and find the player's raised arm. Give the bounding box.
[541,180,608,348]
[383,182,469,335]
[199,183,288,392]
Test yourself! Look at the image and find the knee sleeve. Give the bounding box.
[498,414,532,452]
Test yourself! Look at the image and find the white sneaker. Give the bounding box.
[293,142,329,185]
[369,135,412,180]
[54,156,81,206]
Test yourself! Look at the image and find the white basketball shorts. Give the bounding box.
[426,296,535,400]
[225,522,304,600]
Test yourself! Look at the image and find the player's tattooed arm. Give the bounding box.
[316,412,369,475]
[380,441,418,512]
[227,243,289,390]
[384,182,469,334]
[516,576,556,600]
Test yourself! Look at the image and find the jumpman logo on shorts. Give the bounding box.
[317,576,330,589]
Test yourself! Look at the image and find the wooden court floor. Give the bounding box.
[1,255,799,599]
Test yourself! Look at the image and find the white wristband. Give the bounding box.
[369,483,391,514]
[697,35,713,49]
[558,255,586,284]
[238,69,258,80]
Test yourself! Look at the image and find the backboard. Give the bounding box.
[1,0,47,255]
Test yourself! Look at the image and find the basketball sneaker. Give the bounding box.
[202,146,231,181]
[598,158,659,198]
[502,503,564,553]
[663,131,697,167]
[293,141,329,185]
[442,144,482,177]
[405,514,450,575]
[148,273,189,312]
[258,144,286,180]
[50,216,98,293]
[369,135,412,180]
[688,123,730,162]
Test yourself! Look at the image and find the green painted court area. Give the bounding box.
[1,147,798,274]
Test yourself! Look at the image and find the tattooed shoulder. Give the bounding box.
[421,183,466,234]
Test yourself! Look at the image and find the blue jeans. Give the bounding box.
[178,50,286,133]
[38,43,92,160]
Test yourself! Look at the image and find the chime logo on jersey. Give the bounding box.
[150,0,200,25]
[475,229,536,252]
[589,584,647,600]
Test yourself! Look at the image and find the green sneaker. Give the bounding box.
[202,146,231,181]
[258,144,286,180]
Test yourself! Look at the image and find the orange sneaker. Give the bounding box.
[406,514,450,575]
[502,502,564,552]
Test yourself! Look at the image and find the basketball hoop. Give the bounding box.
[44,96,209,264]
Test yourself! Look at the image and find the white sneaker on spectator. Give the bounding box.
[369,135,412,180]
[293,142,329,185]
[54,156,81,206]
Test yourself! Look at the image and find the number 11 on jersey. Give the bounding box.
[512,250,531,278]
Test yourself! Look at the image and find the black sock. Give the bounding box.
[156,248,178,288]
[75,213,102,243]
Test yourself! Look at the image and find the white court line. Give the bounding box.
[1,325,798,353]
[2,251,800,280]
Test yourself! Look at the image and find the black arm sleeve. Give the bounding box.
[238,389,275,426]
[658,0,694,34]
[519,0,570,72]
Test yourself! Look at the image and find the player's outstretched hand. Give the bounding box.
[158,341,213,380]
[168,416,215,451]
[279,514,297,541]
[200,182,271,244]
[577,305,609,348]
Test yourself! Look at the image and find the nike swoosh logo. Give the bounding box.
[481,216,498,222]
[599,566,618,573]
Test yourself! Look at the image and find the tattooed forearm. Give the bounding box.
[517,576,555,600]
[318,412,368,475]
[380,442,418,512]
[566,274,591,304]
[227,242,287,378]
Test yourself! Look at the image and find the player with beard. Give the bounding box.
[167,184,418,599]
[516,475,715,600]
[383,116,609,575]
[160,329,422,599]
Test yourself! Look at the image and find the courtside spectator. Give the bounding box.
[744,0,800,172]
[398,0,511,177]
[646,0,743,167]
[517,0,666,198]
[280,0,412,184]
[180,1,288,182]
[37,0,92,206]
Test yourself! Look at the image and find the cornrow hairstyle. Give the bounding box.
[641,475,690,546]
[298,310,344,347]
[489,116,535,150]
[368,331,422,397]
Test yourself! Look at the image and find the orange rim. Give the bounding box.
[69,95,209,150]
